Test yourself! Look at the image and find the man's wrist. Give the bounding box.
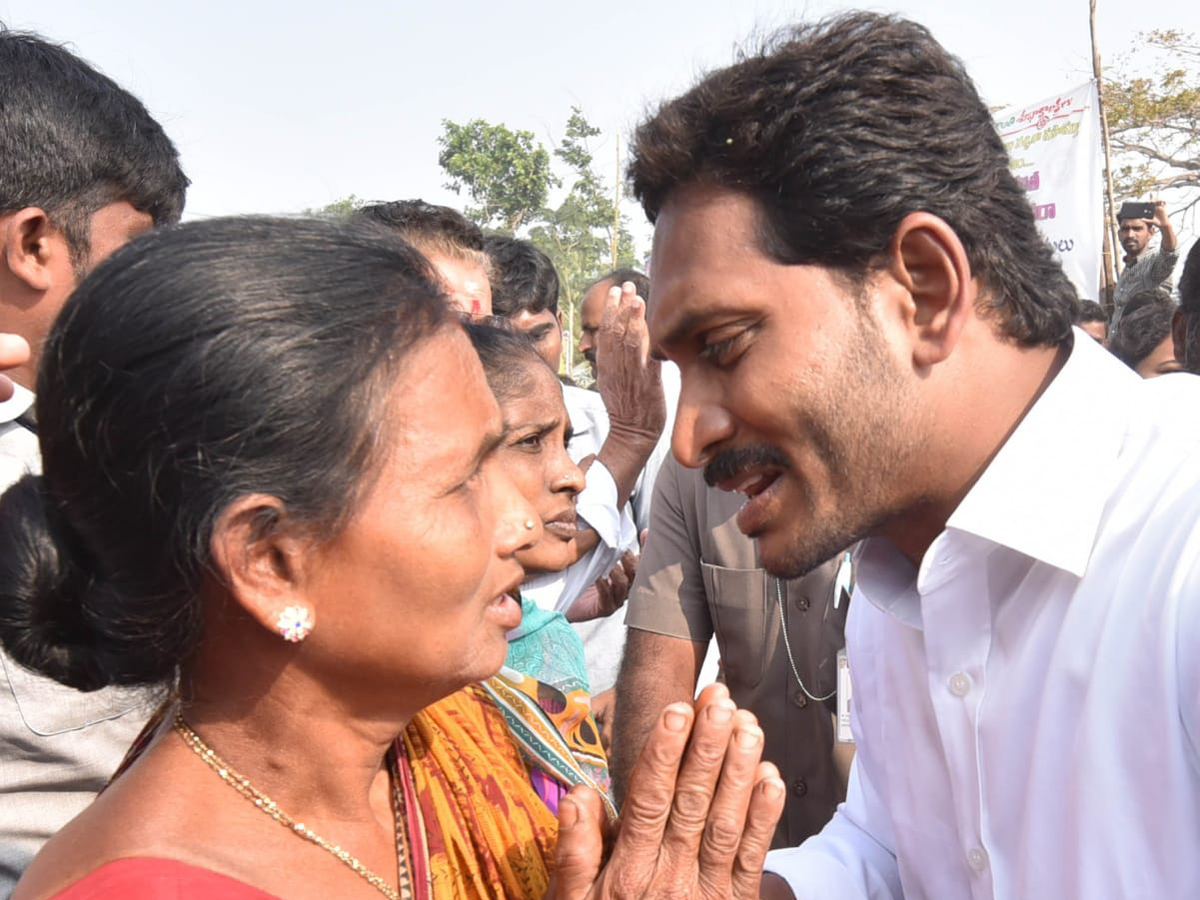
[606,419,663,449]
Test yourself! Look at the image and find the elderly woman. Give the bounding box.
[0,217,782,900]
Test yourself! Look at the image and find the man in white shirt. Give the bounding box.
[0,28,188,891]
[627,11,1200,899]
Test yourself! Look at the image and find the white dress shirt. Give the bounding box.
[766,329,1200,899]
[0,383,40,486]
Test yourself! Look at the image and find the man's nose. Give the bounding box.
[671,388,735,470]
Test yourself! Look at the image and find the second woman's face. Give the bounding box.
[498,361,586,576]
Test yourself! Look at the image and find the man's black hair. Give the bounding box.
[1123,289,1172,321]
[355,199,484,252]
[0,27,188,262]
[1075,300,1107,326]
[1176,241,1200,375]
[484,235,560,316]
[1109,301,1176,371]
[585,267,650,300]
[628,12,1077,347]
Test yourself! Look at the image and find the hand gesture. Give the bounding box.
[550,684,785,900]
[595,283,665,445]
[1152,198,1170,228]
[568,551,638,623]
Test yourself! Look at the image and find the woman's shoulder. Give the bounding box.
[43,858,282,900]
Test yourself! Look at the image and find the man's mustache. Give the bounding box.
[704,446,791,488]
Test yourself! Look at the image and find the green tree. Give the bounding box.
[303,194,365,218]
[529,108,639,377]
[437,120,555,232]
[435,110,640,378]
[1105,30,1200,213]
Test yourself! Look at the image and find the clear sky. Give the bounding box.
[0,0,1191,252]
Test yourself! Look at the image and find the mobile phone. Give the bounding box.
[1118,201,1155,221]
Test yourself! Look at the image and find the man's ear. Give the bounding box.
[1172,308,1189,369]
[209,493,314,638]
[884,212,973,369]
[1,208,69,293]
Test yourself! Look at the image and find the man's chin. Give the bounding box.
[757,524,855,580]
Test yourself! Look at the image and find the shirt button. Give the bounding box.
[795,595,810,612]
[948,672,971,697]
[791,778,808,797]
[792,690,809,708]
[967,847,989,871]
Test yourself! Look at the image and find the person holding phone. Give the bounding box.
[1112,199,1178,330]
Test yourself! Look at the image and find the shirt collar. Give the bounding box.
[0,382,35,425]
[944,327,1137,577]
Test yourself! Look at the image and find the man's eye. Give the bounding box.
[699,331,747,366]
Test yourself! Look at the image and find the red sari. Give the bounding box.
[48,858,280,899]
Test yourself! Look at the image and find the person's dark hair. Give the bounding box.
[1176,242,1200,375]
[628,12,1077,347]
[355,199,488,270]
[1108,301,1176,371]
[1075,300,1107,326]
[1181,242,1200,316]
[586,267,650,301]
[484,235,560,317]
[1122,289,1172,321]
[0,28,188,264]
[464,319,553,404]
[0,216,449,691]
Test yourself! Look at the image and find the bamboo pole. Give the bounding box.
[1090,0,1121,310]
[564,287,574,375]
[612,132,621,270]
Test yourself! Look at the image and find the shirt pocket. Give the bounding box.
[700,563,770,689]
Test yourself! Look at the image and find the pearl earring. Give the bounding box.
[276,606,313,642]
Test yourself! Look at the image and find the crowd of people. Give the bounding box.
[1,9,1199,900]
[1072,198,1193,379]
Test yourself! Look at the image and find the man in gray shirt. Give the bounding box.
[1112,200,1178,330]
[0,28,187,890]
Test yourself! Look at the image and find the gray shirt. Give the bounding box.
[1112,246,1179,331]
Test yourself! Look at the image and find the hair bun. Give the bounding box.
[0,474,117,690]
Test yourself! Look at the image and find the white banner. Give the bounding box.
[994,81,1103,303]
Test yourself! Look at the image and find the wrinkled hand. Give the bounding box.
[594,551,636,618]
[567,551,638,623]
[595,283,665,443]
[0,334,30,403]
[550,684,785,900]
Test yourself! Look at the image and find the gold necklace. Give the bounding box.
[173,714,411,900]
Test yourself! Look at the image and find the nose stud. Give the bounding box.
[524,519,536,530]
